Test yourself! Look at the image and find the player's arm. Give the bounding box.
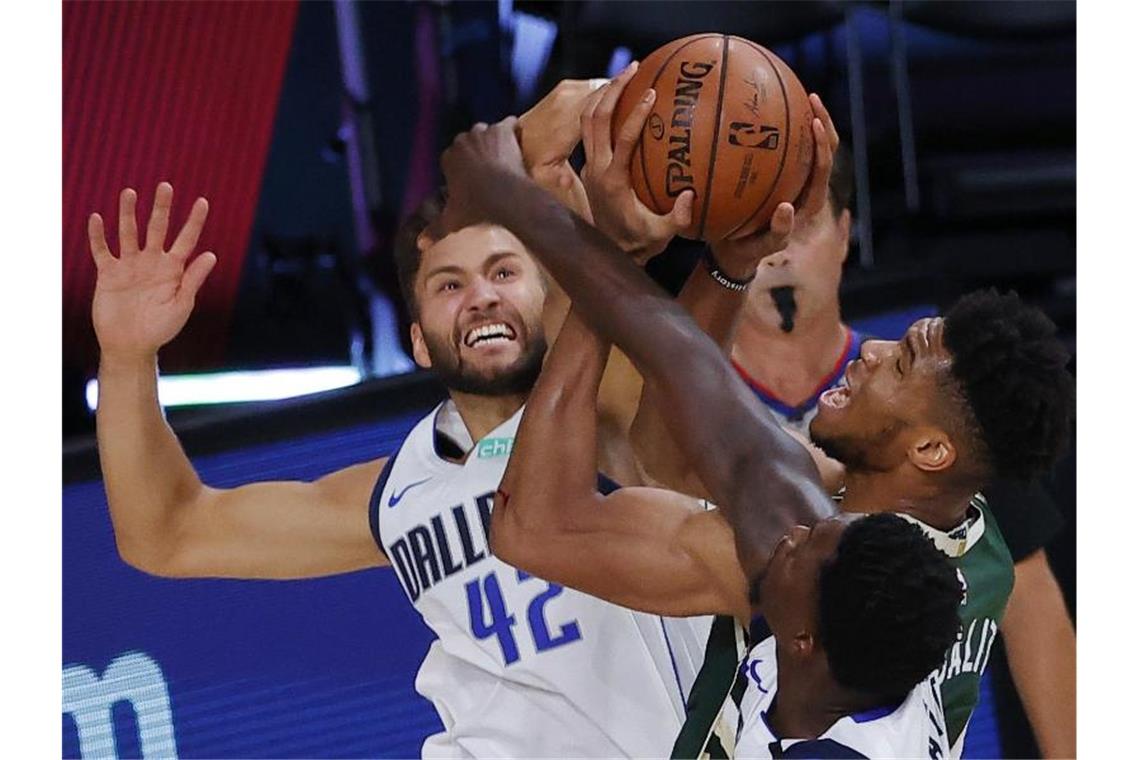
[439,122,836,583]
[627,94,841,496]
[999,549,1076,758]
[91,185,386,579]
[490,308,749,621]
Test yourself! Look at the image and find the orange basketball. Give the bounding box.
[612,34,814,242]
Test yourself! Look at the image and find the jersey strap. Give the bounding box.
[671,615,743,758]
[366,440,406,557]
[896,499,986,558]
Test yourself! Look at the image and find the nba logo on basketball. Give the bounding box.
[728,122,780,150]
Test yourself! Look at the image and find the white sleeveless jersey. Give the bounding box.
[371,401,711,757]
[736,635,951,759]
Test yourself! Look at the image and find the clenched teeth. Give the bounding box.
[464,322,517,347]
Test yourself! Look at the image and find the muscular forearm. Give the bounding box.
[630,261,749,495]
[96,353,205,567]
[477,168,832,570]
[494,309,609,556]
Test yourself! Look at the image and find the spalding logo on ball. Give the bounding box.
[612,34,814,242]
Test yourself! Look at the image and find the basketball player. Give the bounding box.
[568,72,1076,756]
[490,301,962,757]
[695,146,1073,757]
[433,116,1075,756]
[85,72,735,756]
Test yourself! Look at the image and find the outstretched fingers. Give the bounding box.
[88,213,115,269]
[170,197,210,262]
[145,182,174,253]
[177,251,218,307]
[118,188,139,256]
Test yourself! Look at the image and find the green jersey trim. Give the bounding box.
[896,495,988,558]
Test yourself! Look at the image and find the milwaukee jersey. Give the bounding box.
[736,631,951,759]
[902,494,1013,757]
[370,401,710,757]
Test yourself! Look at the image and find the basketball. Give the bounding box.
[612,34,815,242]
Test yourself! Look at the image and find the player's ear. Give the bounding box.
[908,427,957,474]
[410,323,433,369]
[837,208,851,263]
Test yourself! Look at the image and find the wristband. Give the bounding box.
[703,249,756,292]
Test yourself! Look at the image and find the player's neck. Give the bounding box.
[769,653,877,740]
[840,469,973,531]
[733,309,848,400]
[448,390,526,445]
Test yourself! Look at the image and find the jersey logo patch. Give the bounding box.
[476,437,514,459]
[388,477,432,508]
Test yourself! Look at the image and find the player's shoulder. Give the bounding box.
[823,678,946,759]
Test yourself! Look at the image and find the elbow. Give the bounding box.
[110,507,194,578]
[115,536,182,577]
[488,506,526,567]
[488,499,555,578]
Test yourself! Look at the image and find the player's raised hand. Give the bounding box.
[434,118,528,239]
[709,93,838,277]
[580,61,693,266]
[89,182,217,360]
[517,79,600,219]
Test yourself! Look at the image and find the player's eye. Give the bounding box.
[439,280,461,293]
[493,267,516,280]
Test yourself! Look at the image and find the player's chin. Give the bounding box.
[460,339,524,368]
[808,407,844,446]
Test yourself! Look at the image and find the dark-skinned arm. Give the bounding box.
[628,93,841,498]
[439,121,836,581]
[490,308,750,621]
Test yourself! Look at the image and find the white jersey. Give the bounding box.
[371,401,711,757]
[736,634,951,759]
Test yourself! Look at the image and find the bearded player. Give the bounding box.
[87,70,747,756]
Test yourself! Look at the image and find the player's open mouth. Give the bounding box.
[820,386,851,409]
[463,322,518,348]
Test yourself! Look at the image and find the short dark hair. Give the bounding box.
[942,289,1075,480]
[393,189,446,318]
[819,513,962,702]
[827,143,854,217]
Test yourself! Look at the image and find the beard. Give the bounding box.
[423,329,547,397]
[811,419,903,473]
[770,287,797,333]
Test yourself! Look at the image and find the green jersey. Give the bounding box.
[904,494,1014,755]
[671,494,1013,758]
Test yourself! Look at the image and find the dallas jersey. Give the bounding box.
[369,400,711,757]
[736,630,951,759]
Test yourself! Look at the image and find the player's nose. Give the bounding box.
[465,276,501,310]
[860,339,890,366]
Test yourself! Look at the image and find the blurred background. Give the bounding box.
[63,1,1074,757]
